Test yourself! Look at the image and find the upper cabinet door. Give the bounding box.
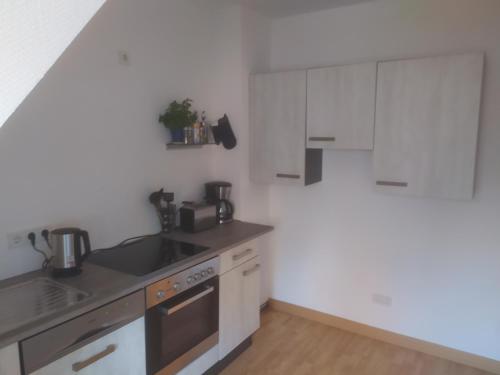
[307,63,376,150]
[374,53,484,200]
[250,70,321,186]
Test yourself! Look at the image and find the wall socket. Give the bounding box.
[7,227,46,250]
[372,293,392,307]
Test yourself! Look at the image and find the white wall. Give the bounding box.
[268,0,500,361]
[211,5,273,303]
[0,0,106,128]
[0,0,262,280]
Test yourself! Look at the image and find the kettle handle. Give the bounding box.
[80,230,91,260]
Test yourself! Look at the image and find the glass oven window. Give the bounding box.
[147,277,218,375]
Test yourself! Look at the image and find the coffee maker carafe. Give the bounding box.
[205,181,234,224]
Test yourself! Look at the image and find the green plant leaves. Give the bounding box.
[159,98,198,130]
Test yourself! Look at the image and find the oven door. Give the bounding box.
[147,276,219,375]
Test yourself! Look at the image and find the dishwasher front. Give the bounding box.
[21,290,146,375]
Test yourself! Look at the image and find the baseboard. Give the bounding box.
[269,299,500,375]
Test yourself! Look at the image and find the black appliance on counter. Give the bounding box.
[149,189,176,233]
[205,181,234,224]
[87,234,219,375]
[179,202,217,233]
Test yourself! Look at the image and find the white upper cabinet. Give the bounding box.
[373,53,484,200]
[250,70,322,186]
[307,62,377,150]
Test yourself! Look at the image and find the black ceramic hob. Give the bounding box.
[87,234,210,276]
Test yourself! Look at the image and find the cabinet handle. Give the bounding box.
[308,137,336,142]
[243,264,260,277]
[376,181,408,187]
[233,248,252,261]
[72,344,117,372]
[276,173,301,179]
[162,286,215,316]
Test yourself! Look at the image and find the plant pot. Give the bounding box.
[169,128,184,143]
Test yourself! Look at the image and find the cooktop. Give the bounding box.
[87,234,210,276]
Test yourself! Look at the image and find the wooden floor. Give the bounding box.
[220,309,494,375]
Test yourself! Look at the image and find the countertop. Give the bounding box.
[0,220,273,348]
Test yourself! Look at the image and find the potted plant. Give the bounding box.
[159,98,198,143]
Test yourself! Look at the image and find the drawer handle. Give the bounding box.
[243,264,260,277]
[309,137,336,142]
[276,173,301,179]
[376,181,408,187]
[72,344,117,372]
[233,248,252,261]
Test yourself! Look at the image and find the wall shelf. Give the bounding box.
[166,142,216,150]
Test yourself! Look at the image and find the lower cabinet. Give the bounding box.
[219,256,261,359]
[0,342,21,375]
[30,317,146,375]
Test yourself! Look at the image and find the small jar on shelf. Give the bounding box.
[184,126,194,144]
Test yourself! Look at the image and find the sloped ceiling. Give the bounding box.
[0,0,106,128]
[220,0,375,18]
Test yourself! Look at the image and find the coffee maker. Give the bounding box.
[205,181,234,224]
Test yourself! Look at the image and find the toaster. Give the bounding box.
[179,202,217,233]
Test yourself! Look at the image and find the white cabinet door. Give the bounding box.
[250,70,314,185]
[241,258,261,340]
[374,53,483,199]
[307,62,376,150]
[31,317,146,375]
[0,343,21,375]
[219,256,260,359]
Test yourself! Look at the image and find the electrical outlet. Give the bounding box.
[7,227,45,249]
[372,293,392,307]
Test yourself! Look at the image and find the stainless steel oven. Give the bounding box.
[146,257,219,375]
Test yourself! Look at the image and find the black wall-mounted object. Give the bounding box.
[212,114,237,150]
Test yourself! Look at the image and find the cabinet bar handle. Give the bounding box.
[376,181,408,187]
[309,137,336,142]
[163,286,215,316]
[72,344,117,372]
[243,264,261,277]
[233,248,253,261]
[276,173,301,179]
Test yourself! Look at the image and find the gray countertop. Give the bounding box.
[0,220,273,348]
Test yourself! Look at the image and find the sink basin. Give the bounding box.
[0,277,89,332]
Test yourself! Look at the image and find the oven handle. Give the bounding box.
[160,286,215,316]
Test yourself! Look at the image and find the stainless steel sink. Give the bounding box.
[0,277,89,332]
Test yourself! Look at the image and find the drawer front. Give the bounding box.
[219,239,259,274]
[30,317,145,375]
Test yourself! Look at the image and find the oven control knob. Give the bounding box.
[207,267,214,275]
[201,270,207,278]
[173,282,181,291]
[194,273,201,281]
[156,290,166,299]
[187,276,193,284]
